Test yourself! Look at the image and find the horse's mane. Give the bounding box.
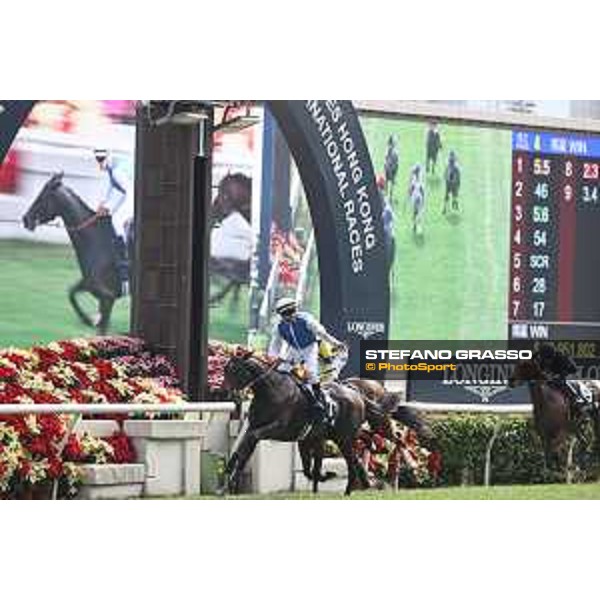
[58,181,95,217]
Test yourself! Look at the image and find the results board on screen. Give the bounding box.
[509,129,600,341]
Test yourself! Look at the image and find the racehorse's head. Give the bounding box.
[211,173,252,224]
[223,351,262,391]
[23,172,65,231]
[508,359,545,388]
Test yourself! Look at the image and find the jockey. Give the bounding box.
[377,175,395,270]
[408,163,423,196]
[426,123,443,175]
[268,297,345,424]
[535,343,589,414]
[94,148,134,288]
[408,164,425,199]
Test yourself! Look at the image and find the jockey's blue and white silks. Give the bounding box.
[102,157,134,239]
[278,313,317,349]
[268,311,342,384]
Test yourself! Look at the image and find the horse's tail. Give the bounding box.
[363,398,394,439]
[363,392,404,439]
[392,404,439,451]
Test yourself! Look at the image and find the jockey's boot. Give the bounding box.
[564,381,589,419]
[310,383,329,426]
[114,236,130,295]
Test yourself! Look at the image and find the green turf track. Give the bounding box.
[0,239,248,348]
[360,116,512,340]
[181,482,600,500]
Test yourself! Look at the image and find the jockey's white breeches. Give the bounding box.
[287,343,320,384]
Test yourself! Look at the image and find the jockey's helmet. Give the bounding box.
[537,343,556,361]
[93,148,109,166]
[275,297,298,317]
[376,175,386,190]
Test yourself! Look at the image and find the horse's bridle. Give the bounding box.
[232,354,281,394]
[67,213,102,233]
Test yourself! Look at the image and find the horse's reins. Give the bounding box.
[67,213,103,233]
[235,355,282,394]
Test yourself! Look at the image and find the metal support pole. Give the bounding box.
[484,420,502,487]
[189,111,213,401]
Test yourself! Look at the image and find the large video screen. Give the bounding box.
[360,115,600,344]
[360,115,512,340]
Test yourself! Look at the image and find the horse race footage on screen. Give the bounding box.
[1,99,600,501]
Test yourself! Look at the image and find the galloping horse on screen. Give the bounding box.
[23,172,126,334]
[443,151,461,214]
[384,136,399,203]
[509,359,600,478]
[407,169,426,238]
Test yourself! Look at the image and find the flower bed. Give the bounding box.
[353,422,442,488]
[0,336,186,498]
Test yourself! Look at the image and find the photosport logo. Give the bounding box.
[359,340,600,388]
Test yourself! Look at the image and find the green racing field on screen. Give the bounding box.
[360,116,512,340]
[0,240,248,348]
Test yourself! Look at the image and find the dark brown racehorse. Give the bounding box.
[223,354,400,495]
[22,172,123,334]
[223,354,436,494]
[508,359,600,477]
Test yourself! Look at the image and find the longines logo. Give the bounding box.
[347,320,385,340]
[462,385,506,404]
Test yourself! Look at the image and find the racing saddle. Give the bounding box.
[278,362,338,426]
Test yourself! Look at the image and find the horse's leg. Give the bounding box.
[311,440,324,494]
[335,438,362,496]
[209,280,235,305]
[225,430,258,494]
[354,447,370,491]
[593,409,600,470]
[225,421,284,494]
[298,439,314,481]
[96,295,115,335]
[68,280,95,328]
[231,283,242,307]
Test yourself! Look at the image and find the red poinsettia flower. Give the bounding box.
[57,341,82,362]
[0,365,17,380]
[92,359,116,379]
[63,435,84,462]
[427,451,443,478]
[18,459,32,478]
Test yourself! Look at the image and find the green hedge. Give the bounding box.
[430,415,596,486]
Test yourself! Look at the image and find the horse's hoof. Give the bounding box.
[319,471,337,482]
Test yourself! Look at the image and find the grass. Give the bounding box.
[180,482,600,500]
[0,239,248,348]
[0,239,130,347]
[360,117,512,340]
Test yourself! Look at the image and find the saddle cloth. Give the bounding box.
[298,383,338,423]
